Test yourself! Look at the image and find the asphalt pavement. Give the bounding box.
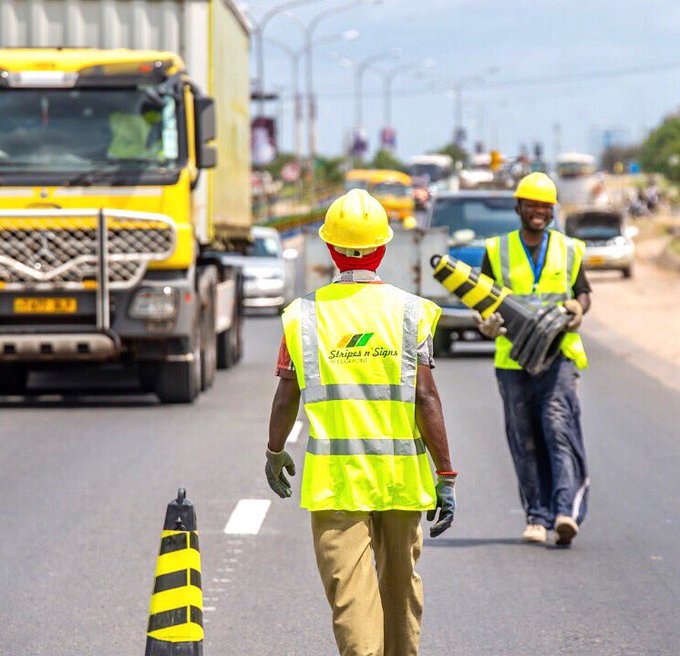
[1,316,678,656]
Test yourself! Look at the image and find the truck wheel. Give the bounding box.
[155,350,200,404]
[137,363,157,393]
[432,329,452,358]
[217,325,237,369]
[0,364,28,395]
[155,314,202,404]
[622,265,633,279]
[217,276,243,369]
[200,275,217,391]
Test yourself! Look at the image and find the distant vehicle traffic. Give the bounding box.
[424,191,524,354]
[556,152,604,208]
[458,153,496,190]
[565,210,637,278]
[408,154,457,209]
[223,227,295,314]
[345,169,415,223]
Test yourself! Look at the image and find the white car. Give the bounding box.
[565,210,637,278]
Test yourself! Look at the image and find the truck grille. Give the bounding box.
[0,210,176,290]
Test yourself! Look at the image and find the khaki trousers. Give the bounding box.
[311,510,424,656]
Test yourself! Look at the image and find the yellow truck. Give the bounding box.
[0,0,251,402]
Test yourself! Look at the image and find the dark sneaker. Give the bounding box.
[555,515,579,546]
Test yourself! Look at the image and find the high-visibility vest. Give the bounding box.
[486,230,589,371]
[282,282,441,512]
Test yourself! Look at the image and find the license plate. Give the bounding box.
[13,298,78,314]
[588,256,605,266]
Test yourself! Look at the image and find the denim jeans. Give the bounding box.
[496,357,589,529]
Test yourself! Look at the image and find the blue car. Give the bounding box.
[424,190,559,356]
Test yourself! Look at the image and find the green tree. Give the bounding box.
[369,148,408,172]
[639,112,680,183]
[315,155,346,187]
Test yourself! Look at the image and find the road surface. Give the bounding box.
[1,317,678,655]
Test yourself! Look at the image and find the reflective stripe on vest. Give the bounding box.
[299,291,419,404]
[306,436,427,456]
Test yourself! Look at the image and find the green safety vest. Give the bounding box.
[486,229,589,371]
[282,283,441,512]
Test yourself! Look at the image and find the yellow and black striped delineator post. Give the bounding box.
[146,488,203,656]
[431,254,572,376]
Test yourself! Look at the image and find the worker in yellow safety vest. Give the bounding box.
[478,172,591,547]
[265,189,456,655]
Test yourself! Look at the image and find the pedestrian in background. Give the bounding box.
[478,173,591,547]
[265,189,456,655]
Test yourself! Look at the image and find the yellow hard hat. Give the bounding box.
[319,189,393,249]
[513,172,558,205]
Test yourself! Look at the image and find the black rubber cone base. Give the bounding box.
[146,637,202,656]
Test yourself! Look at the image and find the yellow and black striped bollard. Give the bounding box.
[431,254,571,376]
[146,488,204,656]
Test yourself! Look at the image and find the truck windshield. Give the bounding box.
[432,197,519,238]
[0,88,180,173]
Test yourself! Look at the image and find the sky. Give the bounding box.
[244,0,680,163]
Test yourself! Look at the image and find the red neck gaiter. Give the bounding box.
[327,243,386,272]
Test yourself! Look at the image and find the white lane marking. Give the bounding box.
[288,420,303,444]
[204,606,217,612]
[224,499,271,535]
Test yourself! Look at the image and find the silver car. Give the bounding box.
[221,227,295,313]
[565,210,637,278]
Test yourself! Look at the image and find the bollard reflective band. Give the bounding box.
[432,256,509,319]
[147,529,203,645]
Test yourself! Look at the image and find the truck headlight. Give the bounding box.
[128,287,178,321]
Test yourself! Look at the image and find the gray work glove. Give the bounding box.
[265,448,296,499]
[563,299,583,331]
[427,474,457,538]
[475,311,507,339]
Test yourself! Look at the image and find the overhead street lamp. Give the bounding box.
[342,47,402,134]
[292,0,382,162]
[438,66,499,146]
[266,29,359,160]
[375,58,435,138]
[242,0,327,118]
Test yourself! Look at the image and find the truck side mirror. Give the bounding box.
[194,96,217,169]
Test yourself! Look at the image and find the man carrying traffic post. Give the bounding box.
[477,172,591,547]
[265,189,456,655]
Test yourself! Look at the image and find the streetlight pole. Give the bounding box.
[445,66,498,147]
[349,48,401,134]
[378,58,435,141]
[267,30,359,161]
[302,1,376,164]
[247,0,326,119]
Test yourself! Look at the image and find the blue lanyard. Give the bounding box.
[519,231,549,292]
